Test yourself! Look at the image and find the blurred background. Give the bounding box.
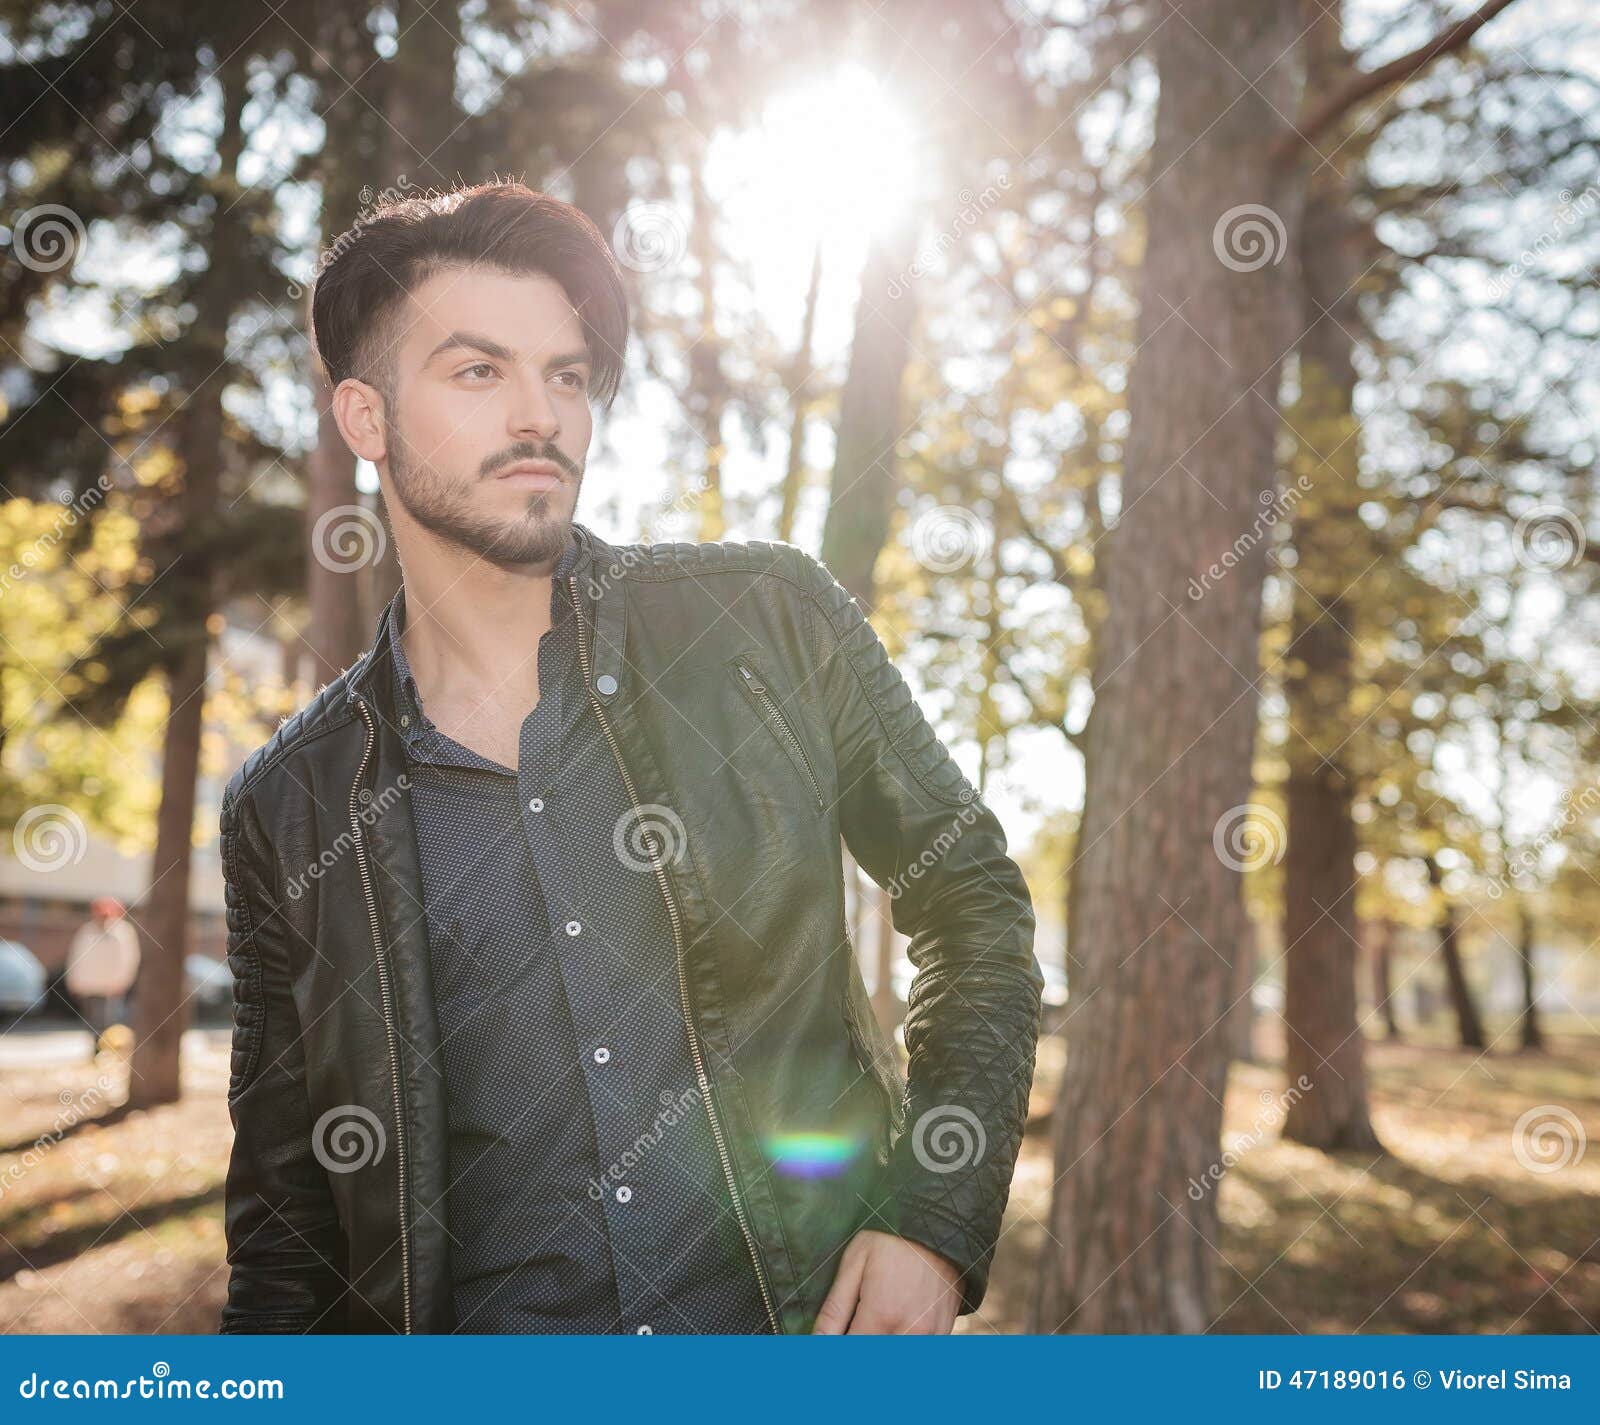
[0,0,1597,1335]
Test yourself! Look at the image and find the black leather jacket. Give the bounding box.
[218,525,1043,1334]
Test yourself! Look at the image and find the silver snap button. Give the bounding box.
[529,797,544,812]
[596,673,618,696]
[565,920,582,936]
[635,1324,652,1334]
[400,714,411,728]
[593,1046,611,1063]
[615,1185,632,1203]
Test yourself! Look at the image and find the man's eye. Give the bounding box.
[554,370,588,389]
[458,362,497,380]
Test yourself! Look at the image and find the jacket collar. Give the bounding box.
[346,518,630,711]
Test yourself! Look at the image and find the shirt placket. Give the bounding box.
[516,590,667,1332]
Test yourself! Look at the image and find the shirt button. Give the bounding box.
[635,1324,652,1334]
[528,797,544,812]
[615,1185,632,1203]
[400,714,411,728]
[593,1046,611,1063]
[596,673,618,696]
[565,920,582,936]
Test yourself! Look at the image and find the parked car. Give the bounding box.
[0,938,48,1020]
[185,953,233,1018]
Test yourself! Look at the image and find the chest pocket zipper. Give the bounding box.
[731,655,824,808]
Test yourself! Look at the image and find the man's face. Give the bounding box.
[378,265,596,570]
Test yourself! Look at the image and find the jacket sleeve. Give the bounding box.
[218,778,352,1333]
[797,551,1044,1316]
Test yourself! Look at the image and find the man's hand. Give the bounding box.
[811,1229,962,1334]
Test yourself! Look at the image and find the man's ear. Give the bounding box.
[329,377,388,465]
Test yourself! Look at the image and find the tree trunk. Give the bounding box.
[776,241,823,544]
[1280,1,1382,1155]
[1515,900,1543,1051]
[1427,856,1487,1050]
[871,878,903,1037]
[1370,919,1402,1040]
[1282,699,1382,1148]
[1032,1,1300,1334]
[818,215,920,610]
[127,635,207,1107]
[127,53,249,1108]
[1226,916,1259,1064]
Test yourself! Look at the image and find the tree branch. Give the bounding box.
[1280,0,1523,158]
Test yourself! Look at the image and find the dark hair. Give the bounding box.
[310,180,629,412]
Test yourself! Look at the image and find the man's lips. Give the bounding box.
[494,460,565,488]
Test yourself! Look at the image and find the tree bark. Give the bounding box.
[1515,900,1543,1051]
[1427,856,1487,1050]
[127,54,249,1108]
[818,216,920,610]
[1032,1,1301,1334]
[1278,0,1384,1156]
[1369,919,1402,1040]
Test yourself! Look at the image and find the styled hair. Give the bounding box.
[309,180,629,412]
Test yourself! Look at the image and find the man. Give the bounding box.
[220,180,1042,1336]
[65,896,140,1059]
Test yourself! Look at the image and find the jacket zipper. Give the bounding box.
[349,694,413,1335]
[571,576,783,1335]
[733,658,824,807]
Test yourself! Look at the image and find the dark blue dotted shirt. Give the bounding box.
[388,526,772,1334]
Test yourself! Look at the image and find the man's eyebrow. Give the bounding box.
[423,334,592,371]
[425,331,518,365]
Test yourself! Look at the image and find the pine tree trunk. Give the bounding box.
[1370,920,1402,1040]
[1428,857,1486,1050]
[1516,901,1543,1051]
[1279,3,1382,1155]
[1032,0,1300,1333]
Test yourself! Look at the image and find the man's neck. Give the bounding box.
[396,527,573,720]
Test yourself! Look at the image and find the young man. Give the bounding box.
[219,181,1043,1336]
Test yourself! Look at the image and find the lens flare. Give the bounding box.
[762,1132,866,1178]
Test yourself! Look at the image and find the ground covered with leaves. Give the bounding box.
[1,1025,1595,1334]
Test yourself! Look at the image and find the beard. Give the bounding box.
[383,418,582,572]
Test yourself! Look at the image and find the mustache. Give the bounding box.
[480,444,582,480]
